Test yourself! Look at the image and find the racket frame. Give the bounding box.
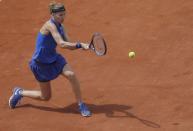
[89,33,107,56]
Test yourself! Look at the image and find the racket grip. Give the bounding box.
[76,42,82,48]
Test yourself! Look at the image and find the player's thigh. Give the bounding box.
[39,81,51,100]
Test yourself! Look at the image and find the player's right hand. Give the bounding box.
[80,43,89,50]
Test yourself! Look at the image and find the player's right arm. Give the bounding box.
[46,22,77,49]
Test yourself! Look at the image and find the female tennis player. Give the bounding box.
[9,2,91,117]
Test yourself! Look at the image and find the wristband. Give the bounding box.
[76,42,82,48]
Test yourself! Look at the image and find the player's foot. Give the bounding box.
[79,103,91,117]
[9,87,23,109]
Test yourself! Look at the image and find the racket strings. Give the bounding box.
[92,36,106,55]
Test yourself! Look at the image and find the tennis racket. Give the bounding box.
[89,32,107,56]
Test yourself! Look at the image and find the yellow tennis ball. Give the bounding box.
[128,51,135,58]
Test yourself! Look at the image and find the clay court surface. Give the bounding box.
[1,0,193,130]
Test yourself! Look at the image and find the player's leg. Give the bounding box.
[9,81,51,109]
[61,64,91,117]
[21,81,51,101]
[61,64,82,103]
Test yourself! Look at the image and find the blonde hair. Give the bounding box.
[49,1,65,14]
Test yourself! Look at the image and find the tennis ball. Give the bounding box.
[128,51,135,58]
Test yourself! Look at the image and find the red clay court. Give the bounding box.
[1,0,193,131]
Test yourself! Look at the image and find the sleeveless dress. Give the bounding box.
[29,19,67,82]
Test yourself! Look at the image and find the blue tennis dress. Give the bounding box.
[29,19,67,82]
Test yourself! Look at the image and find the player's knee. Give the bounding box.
[41,95,51,101]
[65,71,75,79]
